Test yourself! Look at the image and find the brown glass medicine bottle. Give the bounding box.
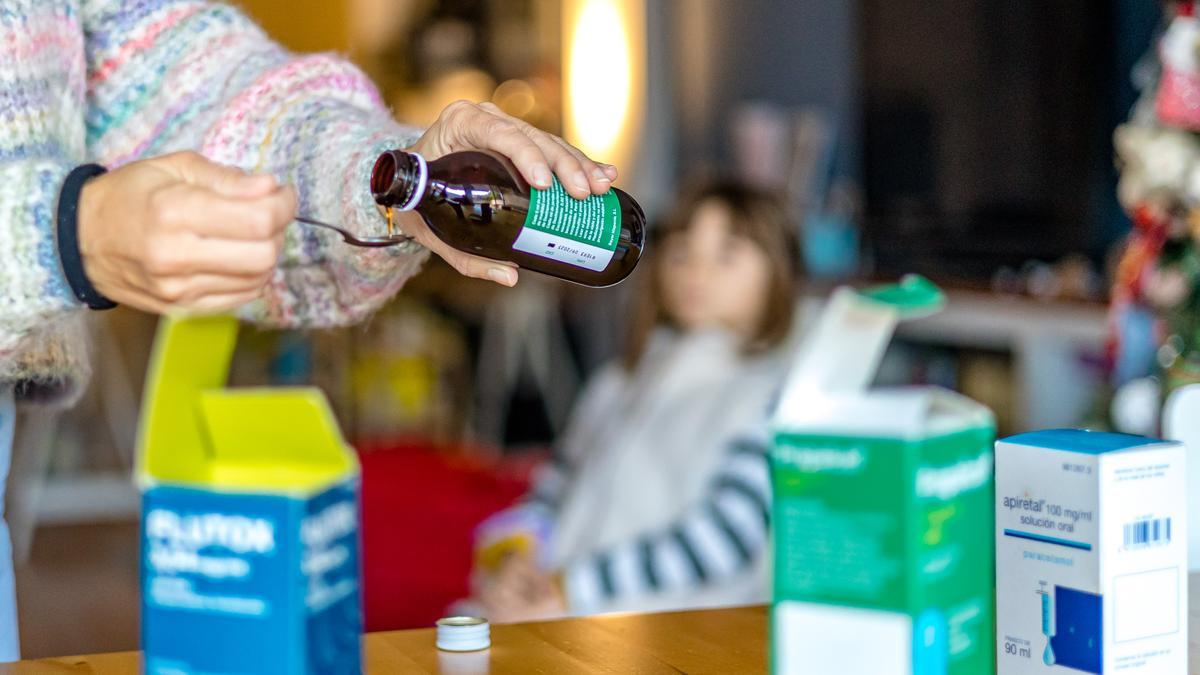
[371,150,645,287]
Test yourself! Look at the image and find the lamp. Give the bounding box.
[562,0,645,180]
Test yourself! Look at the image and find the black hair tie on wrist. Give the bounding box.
[57,163,116,310]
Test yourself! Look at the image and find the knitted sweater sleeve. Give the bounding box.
[0,153,88,389]
[81,1,428,327]
[0,1,92,392]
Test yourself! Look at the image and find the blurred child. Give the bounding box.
[471,181,801,621]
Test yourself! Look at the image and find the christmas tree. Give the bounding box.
[1111,0,1200,427]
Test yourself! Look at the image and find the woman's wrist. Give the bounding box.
[78,171,108,269]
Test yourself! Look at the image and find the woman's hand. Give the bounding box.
[397,100,620,287]
[76,102,615,312]
[78,151,296,314]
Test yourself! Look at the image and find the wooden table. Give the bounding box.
[5,577,1200,674]
[0,606,767,674]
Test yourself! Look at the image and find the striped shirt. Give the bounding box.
[528,429,772,613]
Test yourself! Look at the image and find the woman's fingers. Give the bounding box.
[135,287,265,317]
[397,211,519,286]
[172,288,266,314]
[543,133,613,195]
[154,182,296,241]
[517,125,592,195]
[478,101,613,195]
[438,101,607,200]
[436,244,519,287]
[149,272,274,304]
[143,235,281,278]
[523,126,611,197]
[478,114,563,192]
[164,151,280,199]
[140,181,287,308]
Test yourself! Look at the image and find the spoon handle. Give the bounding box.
[294,215,343,234]
[293,215,413,247]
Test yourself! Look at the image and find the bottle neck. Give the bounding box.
[371,150,428,211]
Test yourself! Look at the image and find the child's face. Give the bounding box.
[659,200,772,338]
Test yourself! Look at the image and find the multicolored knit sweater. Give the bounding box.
[1,0,428,403]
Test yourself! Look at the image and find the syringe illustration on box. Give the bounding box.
[1038,583,1054,666]
[1027,580,1104,674]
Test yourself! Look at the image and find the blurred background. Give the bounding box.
[9,0,1176,657]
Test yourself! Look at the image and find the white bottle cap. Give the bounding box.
[398,152,428,212]
[436,616,491,652]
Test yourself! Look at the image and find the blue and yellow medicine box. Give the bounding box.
[137,316,361,674]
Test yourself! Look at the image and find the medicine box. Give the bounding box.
[770,389,996,675]
[769,278,996,675]
[138,316,362,674]
[995,430,1187,674]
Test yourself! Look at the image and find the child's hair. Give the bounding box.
[622,179,801,370]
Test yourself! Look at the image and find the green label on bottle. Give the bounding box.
[512,178,620,272]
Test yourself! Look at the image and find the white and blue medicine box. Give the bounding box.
[137,316,362,674]
[995,430,1187,674]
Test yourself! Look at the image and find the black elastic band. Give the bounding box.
[57,163,116,310]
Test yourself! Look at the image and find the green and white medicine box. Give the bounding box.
[769,277,996,675]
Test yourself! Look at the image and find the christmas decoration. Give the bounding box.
[1112,0,1200,429]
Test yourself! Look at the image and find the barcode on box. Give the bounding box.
[1123,517,1172,549]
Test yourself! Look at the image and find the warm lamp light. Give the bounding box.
[563,0,644,177]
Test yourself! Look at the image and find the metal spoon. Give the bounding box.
[294,216,414,248]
